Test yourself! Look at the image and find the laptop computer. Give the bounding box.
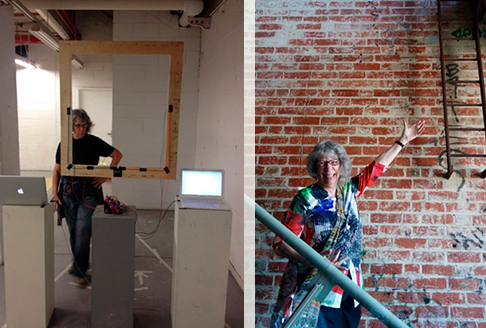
[0,176,49,207]
[177,168,231,211]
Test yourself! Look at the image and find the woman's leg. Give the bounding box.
[71,190,98,277]
[318,306,340,328]
[318,293,361,328]
[63,180,98,278]
[341,294,361,328]
[62,193,78,270]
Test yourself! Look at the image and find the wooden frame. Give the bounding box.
[59,41,183,180]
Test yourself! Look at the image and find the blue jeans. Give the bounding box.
[61,178,100,278]
[317,293,361,328]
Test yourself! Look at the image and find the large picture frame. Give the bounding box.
[59,40,183,180]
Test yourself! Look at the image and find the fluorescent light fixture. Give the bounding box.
[29,23,60,52]
[36,9,70,40]
[15,55,36,69]
[71,55,84,69]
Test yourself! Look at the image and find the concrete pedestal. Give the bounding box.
[91,209,136,328]
[171,201,232,328]
[3,204,54,328]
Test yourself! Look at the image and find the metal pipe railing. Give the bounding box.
[246,194,408,328]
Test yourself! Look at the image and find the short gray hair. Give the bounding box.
[306,140,352,184]
[72,109,94,133]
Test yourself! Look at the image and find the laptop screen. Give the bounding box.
[181,169,223,197]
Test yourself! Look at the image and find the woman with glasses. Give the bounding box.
[270,119,425,328]
[52,109,122,286]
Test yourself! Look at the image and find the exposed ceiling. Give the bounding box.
[7,0,225,54]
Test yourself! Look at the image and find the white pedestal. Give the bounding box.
[91,209,136,328]
[3,204,54,328]
[171,201,232,328]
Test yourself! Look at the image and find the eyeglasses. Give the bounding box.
[74,123,88,129]
[317,160,340,167]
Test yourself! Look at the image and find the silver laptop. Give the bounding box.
[177,168,231,211]
[0,176,48,207]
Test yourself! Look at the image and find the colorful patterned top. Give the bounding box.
[273,161,386,309]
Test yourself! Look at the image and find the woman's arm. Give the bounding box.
[278,241,348,270]
[92,148,123,188]
[109,148,123,166]
[374,119,425,167]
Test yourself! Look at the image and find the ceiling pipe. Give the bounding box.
[20,0,188,10]
[56,10,80,40]
[15,34,43,43]
[36,9,70,39]
[179,0,204,27]
[19,0,204,27]
[7,0,60,45]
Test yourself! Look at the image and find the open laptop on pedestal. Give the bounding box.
[177,168,231,211]
[0,176,48,207]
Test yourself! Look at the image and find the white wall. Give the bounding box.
[16,45,59,171]
[0,6,21,265]
[16,10,114,172]
[196,0,244,284]
[111,11,201,209]
[0,6,20,176]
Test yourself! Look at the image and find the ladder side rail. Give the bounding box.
[438,0,455,177]
[472,2,486,142]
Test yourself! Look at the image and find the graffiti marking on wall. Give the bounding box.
[450,228,484,250]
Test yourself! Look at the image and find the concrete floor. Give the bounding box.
[0,208,243,328]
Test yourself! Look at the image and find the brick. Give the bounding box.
[432,292,466,306]
[258,23,282,30]
[466,292,486,304]
[367,291,395,303]
[396,238,427,249]
[413,277,448,290]
[448,278,482,291]
[447,252,481,263]
[396,291,432,304]
[369,263,403,275]
[255,274,273,286]
[415,306,448,318]
[450,307,484,319]
[363,237,393,248]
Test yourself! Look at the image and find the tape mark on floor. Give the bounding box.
[55,263,71,282]
[136,234,173,274]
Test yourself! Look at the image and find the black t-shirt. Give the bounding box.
[55,134,115,165]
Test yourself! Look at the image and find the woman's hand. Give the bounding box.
[375,119,426,167]
[92,177,110,189]
[52,194,62,211]
[320,249,349,271]
[400,119,425,145]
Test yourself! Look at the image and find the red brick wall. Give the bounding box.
[255,1,486,327]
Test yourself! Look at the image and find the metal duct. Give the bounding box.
[19,0,200,11]
[19,0,204,27]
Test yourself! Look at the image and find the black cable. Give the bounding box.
[136,200,176,239]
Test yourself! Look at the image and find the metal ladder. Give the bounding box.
[438,0,486,178]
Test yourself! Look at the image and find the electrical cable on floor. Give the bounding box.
[136,200,176,239]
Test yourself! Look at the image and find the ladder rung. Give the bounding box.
[445,103,483,107]
[443,58,478,62]
[448,127,486,131]
[442,37,475,41]
[446,80,480,84]
[451,154,486,158]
